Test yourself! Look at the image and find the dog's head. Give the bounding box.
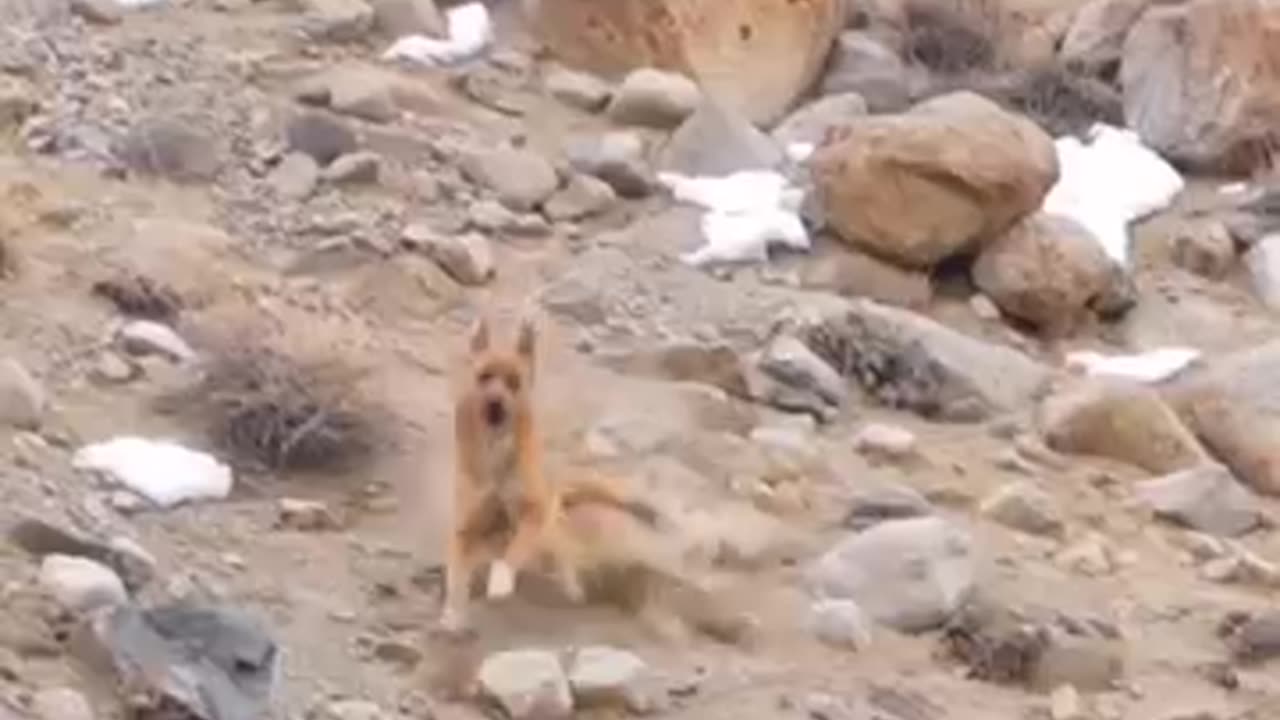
[459,315,537,432]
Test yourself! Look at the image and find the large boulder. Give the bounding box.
[810,91,1058,270]
[1121,0,1280,175]
[971,212,1115,336]
[521,0,845,126]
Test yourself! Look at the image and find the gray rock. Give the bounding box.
[543,173,615,221]
[798,247,933,308]
[8,516,157,591]
[73,602,280,720]
[1224,611,1280,664]
[117,320,197,363]
[842,484,933,531]
[478,649,573,720]
[329,73,398,123]
[1171,218,1236,280]
[286,112,358,166]
[567,646,650,710]
[852,423,917,461]
[1136,464,1262,537]
[403,224,494,285]
[791,298,1051,421]
[117,118,221,183]
[368,0,443,38]
[1032,632,1125,692]
[979,481,1064,537]
[1245,234,1280,311]
[545,66,613,113]
[748,334,847,419]
[276,498,342,532]
[772,93,868,150]
[0,76,38,134]
[807,516,976,632]
[32,687,93,720]
[299,0,374,41]
[322,151,381,184]
[313,699,388,720]
[70,0,121,24]
[0,358,45,430]
[1060,0,1151,73]
[657,98,782,176]
[566,131,652,198]
[462,147,560,212]
[606,68,701,129]
[809,598,873,651]
[269,152,320,200]
[821,31,919,113]
[39,555,128,614]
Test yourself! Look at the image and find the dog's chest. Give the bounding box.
[482,431,522,509]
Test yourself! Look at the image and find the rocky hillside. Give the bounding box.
[3,0,1280,719]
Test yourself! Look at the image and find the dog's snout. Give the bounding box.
[484,399,507,426]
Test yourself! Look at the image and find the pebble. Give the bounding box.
[39,554,128,614]
[809,598,873,651]
[313,698,388,720]
[461,146,560,212]
[567,646,650,711]
[980,481,1065,537]
[606,68,701,129]
[277,498,341,532]
[402,225,494,286]
[1050,684,1086,720]
[852,423,917,461]
[545,66,614,112]
[32,687,94,720]
[269,151,320,200]
[0,358,46,430]
[322,151,381,184]
[117,320,197,363]
[478,649,574,720]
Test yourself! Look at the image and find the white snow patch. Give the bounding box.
[1042,123,1184,267]
[72,437,234,509]
[657,170,810,268]
[381,2,493,67]
[1064,347,1201,384]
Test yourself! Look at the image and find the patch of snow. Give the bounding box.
[1042,123,1184,267]
[72,437,234,509]
[1064,347,1201,384]
[657,170,810,268]
[381,2,493,67]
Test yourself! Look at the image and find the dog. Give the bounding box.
[440,314,661,635]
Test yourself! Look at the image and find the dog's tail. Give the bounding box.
[559,475,661,528]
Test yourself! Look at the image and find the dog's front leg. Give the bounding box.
[487,499,551,599]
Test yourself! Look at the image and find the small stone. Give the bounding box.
[971,294,1001,321]
[1171,219,1236,279]
[269,152,320,200]
[545,66,613,112]
[372,638,423,668]
[117,119,221,184]
[322,151,381,184]
[565,131,652,198]
[543,173,616,222]
[314,698,388,720]
[277,498,341,532]
[39,554,128,614]
[462,147,560,212]
[478,649,573,720]
[403,224,494,285]
[92,351,137,384]
[369,0,444,38]
[1056,533,1115,577]
[1136,463,1262,538]
[33,687,94,720]
[70,0,122,24]
[567,646,650,710]
[117,320,197,363]
[842,484,933,531]
[286,112,359,167]
[852,423,917,461]
[1050,684,1086,720]
[607,68,701,129]
[300,0,375,42]
[0,358,46,430]
[980,481,1064,537]
[809,598,872,651]
[329,74,398,123]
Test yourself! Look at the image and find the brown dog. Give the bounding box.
[442,314,658,633]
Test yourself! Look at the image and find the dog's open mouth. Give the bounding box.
[484,399,507,426]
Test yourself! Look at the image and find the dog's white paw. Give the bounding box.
[437,606,470,637]
[486,561,515,599]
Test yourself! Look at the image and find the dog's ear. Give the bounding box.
[515,315,537,361]
[469,317,491,354]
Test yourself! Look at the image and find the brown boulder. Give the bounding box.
[1121,0,1280,175]
[971,212,1113,335]
[521,0,845,126]
[1038,379,1210,474]
[810,91,1058,270]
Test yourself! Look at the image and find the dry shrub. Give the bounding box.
[979,64,1124,138]
[92,274,184,321]
[904,4,996,75]
[164,309,385,474]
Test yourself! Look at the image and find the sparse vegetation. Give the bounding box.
[92,274,184,322]
[979,64,1124,138]
[904,4,997,76]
